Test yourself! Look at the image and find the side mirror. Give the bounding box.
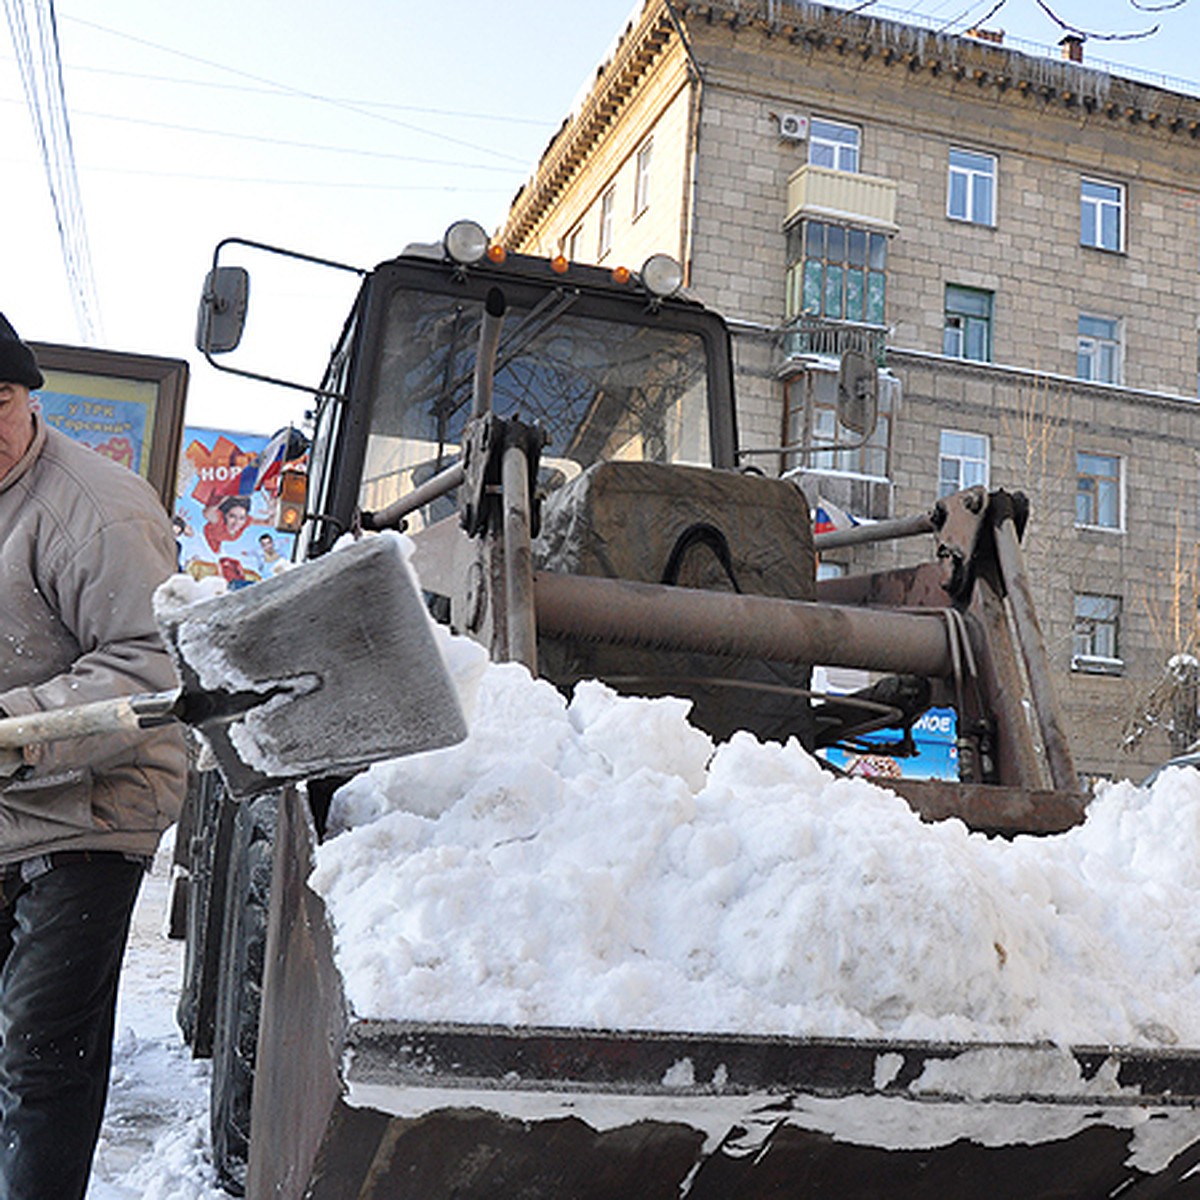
[836,349,879,437]
[196,266,250,354]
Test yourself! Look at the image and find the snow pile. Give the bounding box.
[311,654,1200,1049]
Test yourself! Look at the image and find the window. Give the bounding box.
[943,286,993,361]
[1077,314,1121,384]
[808,118,860,172]
[565,224,583,262]
[938,431,989,497]
[1081,178,1124,252]
[783,368,894,479]
[1075,451,1122,529]
[634,139,652,217]
[785,220,888,324]
[1073,594,1122,673]
[947,148,996,225]
[598,188,614,258]
[362,287,716,526]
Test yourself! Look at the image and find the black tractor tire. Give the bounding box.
[176,769,237,1056]
[208,790,280,1196]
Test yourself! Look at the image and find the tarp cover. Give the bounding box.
[534,461,815,745]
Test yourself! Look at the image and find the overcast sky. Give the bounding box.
[3,0,1195,435]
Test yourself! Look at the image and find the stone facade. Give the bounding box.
[502,0,1200,781]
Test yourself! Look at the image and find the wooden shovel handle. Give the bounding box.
[0,691,182,749]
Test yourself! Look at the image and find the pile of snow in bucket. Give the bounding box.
[310,611,1200,1050]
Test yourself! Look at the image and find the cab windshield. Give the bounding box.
[358,285,713,525]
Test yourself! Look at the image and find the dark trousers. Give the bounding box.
[0,854,143,1200]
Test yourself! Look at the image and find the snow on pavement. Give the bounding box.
[87,833,225,1200]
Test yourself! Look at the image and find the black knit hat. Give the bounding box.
[0,313,44,390]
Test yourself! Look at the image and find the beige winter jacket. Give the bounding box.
[0,417,187,864]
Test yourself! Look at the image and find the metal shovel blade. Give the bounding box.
[161,535,467,797]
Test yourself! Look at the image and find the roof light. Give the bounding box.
[487,243,507,264]
[610,265,632,285]
[640,254,684,299]
[443,220,490,266]
[550,253,570,274]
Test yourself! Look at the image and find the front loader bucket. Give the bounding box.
[319,1029,1200,1200]
[248,788,1200,1200]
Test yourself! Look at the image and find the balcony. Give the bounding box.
[785,165,899,232]
[778,315,888,370]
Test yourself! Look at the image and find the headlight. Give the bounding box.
[640,253,684,298]
[443,220,490,266]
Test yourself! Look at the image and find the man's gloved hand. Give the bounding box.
[0,747,25,779]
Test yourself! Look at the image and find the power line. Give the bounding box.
[52,162,514,191]
[51,101,528,172]
[40,57,554,126]
[4,0,100,342]
[0,87,537,173]
[62,14,532,167]
[0,136,515,190]
[0,47,557,126]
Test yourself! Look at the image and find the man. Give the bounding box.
[256,531,287,577]
[0,315,186,1200]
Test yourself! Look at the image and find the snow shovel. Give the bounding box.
[0,536,467,798]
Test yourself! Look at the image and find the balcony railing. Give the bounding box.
[778,315,888,369]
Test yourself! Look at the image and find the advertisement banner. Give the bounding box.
[38,374,157,477]
[30,343,188,510]
[820,706,960,781]
[173,426,296,589]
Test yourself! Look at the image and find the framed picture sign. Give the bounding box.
[28,341,189,511]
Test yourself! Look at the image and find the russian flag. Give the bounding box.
[814,497,857,535]
[254,426,298,494]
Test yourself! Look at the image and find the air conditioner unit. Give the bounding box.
[778,112,809,141]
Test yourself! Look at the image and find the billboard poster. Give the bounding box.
[38,373,156,477]
[173,426,296,589]
[30,343,188,510]
[820,706,960,781]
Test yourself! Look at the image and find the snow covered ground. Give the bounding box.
[87,835,226,1200]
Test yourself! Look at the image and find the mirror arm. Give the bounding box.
[198,237,367,398]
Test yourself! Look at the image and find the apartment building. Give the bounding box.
[501,0,1200,781]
